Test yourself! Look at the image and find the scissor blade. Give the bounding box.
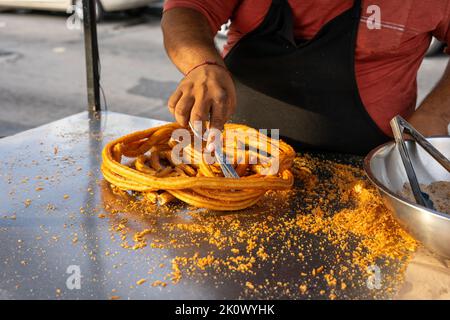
[215,147,240,179]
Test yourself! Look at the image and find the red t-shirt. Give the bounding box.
[164,0,450,136]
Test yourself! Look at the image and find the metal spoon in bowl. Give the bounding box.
[390,116,450,210]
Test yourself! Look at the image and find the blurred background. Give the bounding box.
[0,0,448,137]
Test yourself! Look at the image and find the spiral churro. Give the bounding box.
[101,123,295,211]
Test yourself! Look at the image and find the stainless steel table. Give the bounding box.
[0,112,404,300]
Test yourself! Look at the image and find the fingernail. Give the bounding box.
[206,143,215,152]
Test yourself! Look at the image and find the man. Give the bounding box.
[161,0,450,154]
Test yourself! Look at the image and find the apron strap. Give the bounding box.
[352,0,363,18]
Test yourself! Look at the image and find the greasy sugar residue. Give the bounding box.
[293,158,417,268]
[102,153,417,299]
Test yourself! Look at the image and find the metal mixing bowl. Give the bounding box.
[364,137,450,258]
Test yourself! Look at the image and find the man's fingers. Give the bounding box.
[168,89,182,115]
[224,87,237,120]
[209,107,226,132]
[209,88,229,131]
[190,92,211,130]
[206,91,229,151]
[174,95,194,127]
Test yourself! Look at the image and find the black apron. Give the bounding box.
[224,0,389,155]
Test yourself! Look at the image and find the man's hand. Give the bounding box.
[168,64,236,143]
[408,59,450,136]
[162,8,237,147]
[408,106,449,136]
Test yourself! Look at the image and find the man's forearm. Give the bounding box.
[161,8,225,74]
[409,59,450,136]
[161,8,237,135]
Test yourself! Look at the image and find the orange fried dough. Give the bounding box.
[101,123,295,211]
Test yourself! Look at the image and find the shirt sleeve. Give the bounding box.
[432,0,450,54]
[163,0,239,34]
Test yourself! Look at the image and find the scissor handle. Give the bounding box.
[390,116,437,209]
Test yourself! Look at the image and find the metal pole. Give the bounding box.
[82,0,101,113]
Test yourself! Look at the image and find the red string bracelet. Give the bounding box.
[184,61,229,77]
